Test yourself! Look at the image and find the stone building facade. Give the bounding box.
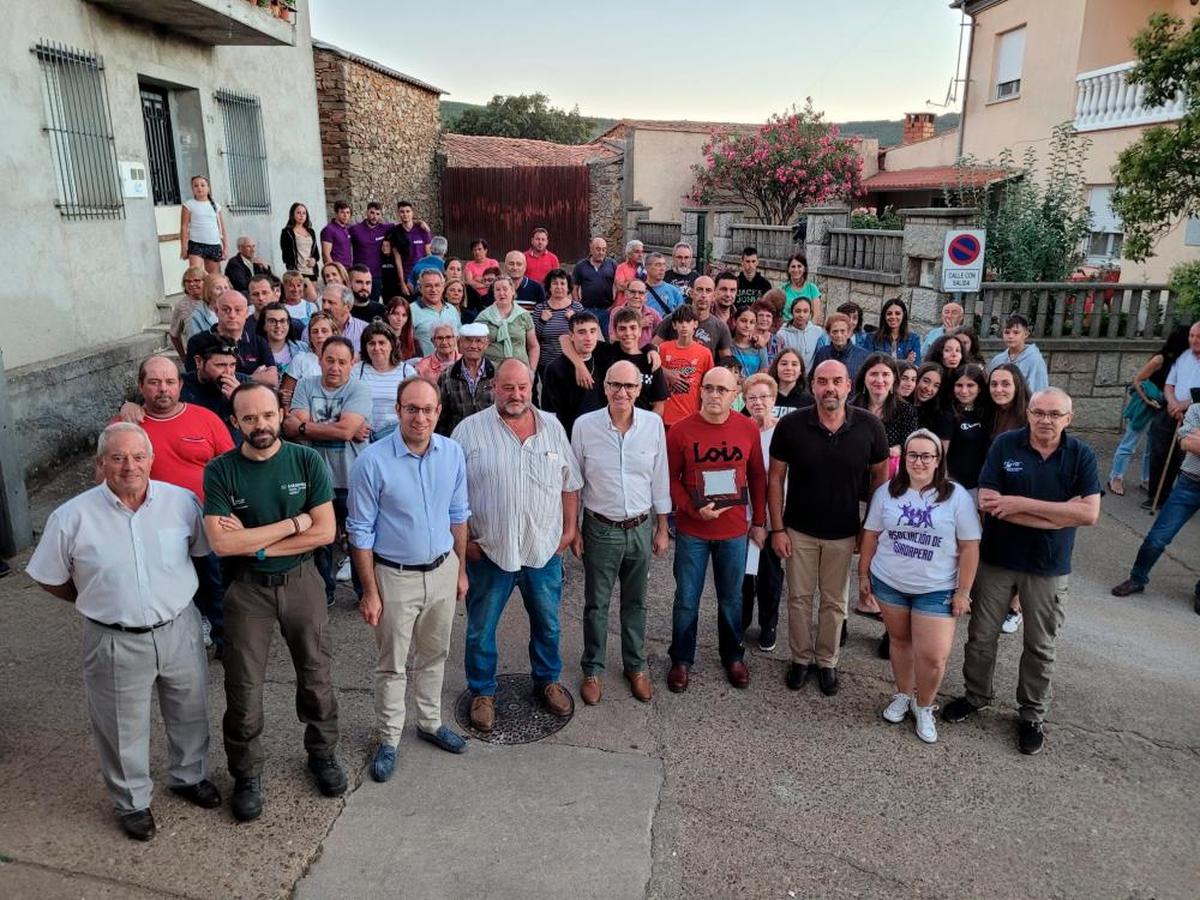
[313,40,444,229]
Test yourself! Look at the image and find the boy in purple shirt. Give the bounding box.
[384,200,432,296]
[320,200,353,268]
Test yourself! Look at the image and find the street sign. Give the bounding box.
[942,229,986,293]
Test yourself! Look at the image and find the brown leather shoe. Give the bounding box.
[541,682,572,717]
[469,695,495,732]
[580,676,602,706]
[667,663,689,693]
[726,660,750,689]
[625,671,652,702]
[1111,578,1145,597]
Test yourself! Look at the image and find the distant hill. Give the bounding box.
[440,101,958,147]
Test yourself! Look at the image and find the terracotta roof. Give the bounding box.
[595,119,760,140]
[863,165,1010,192]
[440,133,622,168]
[312,40,445,95]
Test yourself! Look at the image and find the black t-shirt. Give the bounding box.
[594,342,669,411]
[542,355,603,438]
[351,300,388,323]
[769,406,889,540]
[939,407,991,489]
[664,269,699,300]
[735,272,773,313]
[773,384,814,419]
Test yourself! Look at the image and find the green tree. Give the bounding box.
[449,93,591,144]
[1111,13,1200,261]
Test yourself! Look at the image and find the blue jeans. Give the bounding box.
[1130,473,1200,585]
[669,532,747,667]
[315,489,361,602]
[1109,417,1151,484]
[465,552,563,695]
[193,551,226,648]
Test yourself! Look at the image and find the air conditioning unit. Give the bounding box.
[995,79,1021,100]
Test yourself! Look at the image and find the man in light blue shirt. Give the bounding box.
[410,269,462,355]
[347,376,470,781]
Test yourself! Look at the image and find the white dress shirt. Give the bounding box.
[571,407,671,521]
[27,481,209,627]
[452,406,583,572]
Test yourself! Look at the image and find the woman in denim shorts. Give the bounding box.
[858,429,981,743]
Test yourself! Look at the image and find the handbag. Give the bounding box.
[1122,381,1164,431]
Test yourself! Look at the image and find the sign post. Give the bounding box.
[941,229,986,293]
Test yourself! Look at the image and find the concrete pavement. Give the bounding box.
[0,433,1197,898]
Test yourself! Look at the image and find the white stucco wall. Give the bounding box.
[0,1,325,370]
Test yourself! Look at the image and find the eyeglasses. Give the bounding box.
[604,381,640,393]
[905,452,938,463]
[701,384,735,396]
[401,405,438,417]
[1029,409,1069,420]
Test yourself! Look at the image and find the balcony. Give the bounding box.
[1074,61,1184,133]
[86,0,296,46]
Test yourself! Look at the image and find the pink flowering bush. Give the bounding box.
[687,99,864,224]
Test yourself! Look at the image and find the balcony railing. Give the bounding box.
[1074,61,1184,133]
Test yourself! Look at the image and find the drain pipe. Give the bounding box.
[956,9,975,161]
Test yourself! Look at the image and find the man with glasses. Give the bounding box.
[570,361,671,705]
[348,377,471,782]
[666,366,768,692]
[942,388,1101,755]
[665,241,699,300]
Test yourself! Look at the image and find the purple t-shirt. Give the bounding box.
[348,220,392,280]
[393,222,431,273]
[320,221,352,267]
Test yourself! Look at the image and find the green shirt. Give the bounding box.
[203,441,334,573]
[782,282,821,323]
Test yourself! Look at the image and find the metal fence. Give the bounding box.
[827,228,904,274]
[970,282,1186,340]
[215,89,270,213]
[32,41,124,221]
[728,223,795,264]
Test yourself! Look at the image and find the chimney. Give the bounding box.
[902,112,936,144]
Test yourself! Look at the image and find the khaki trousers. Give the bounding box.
[783,529,855,668]
[373,553,459,744]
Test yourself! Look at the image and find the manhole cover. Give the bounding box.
[455,673,574,745]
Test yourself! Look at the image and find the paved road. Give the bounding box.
[0,434,1197,899]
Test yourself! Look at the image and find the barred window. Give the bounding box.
[215,90,270,213]
[33,41,124,220]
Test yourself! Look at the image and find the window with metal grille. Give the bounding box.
[32,41,124,220]
[215,89,270,213]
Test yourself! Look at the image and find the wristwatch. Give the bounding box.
[255,548,267,561]
[298,421,307,437]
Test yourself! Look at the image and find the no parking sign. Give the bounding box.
[942,229,986,292]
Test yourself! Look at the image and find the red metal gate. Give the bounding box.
[442,165,591,265]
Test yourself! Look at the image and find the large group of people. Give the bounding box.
[20,196,1200,844]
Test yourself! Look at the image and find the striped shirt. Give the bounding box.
[451,406,583,572]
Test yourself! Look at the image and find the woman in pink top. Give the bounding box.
[612,239,646,308]
[464,239,499,295]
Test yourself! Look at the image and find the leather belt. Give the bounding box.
[87,614,175,634]
[374,551,449,573]
[232,559,305,587]
[586,509,651,530]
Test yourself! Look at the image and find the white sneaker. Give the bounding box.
[335,558,353,582]
[882,692,911,723]
[912,701,938,743]
[1001,610,1022,634]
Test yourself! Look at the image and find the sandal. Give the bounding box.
[1107,477,1125,496]
[852,606,883,621]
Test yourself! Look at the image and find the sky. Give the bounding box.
[308,1,967,123]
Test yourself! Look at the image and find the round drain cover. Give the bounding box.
[455,673,574,745]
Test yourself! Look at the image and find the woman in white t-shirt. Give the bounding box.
[858,428,981,744]
[353,320,418,442]
[179,175,228,274]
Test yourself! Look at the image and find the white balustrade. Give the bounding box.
[1075,61,1185,132]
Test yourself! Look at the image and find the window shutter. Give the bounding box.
[1088,186,1122,234]
[995,27,1026,88]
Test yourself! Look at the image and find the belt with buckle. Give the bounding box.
[87,614,175,634]
[233,559,305,587]
[586,509,651,530]
[374,551,449,573]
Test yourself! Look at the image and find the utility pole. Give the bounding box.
[0,350,33,555]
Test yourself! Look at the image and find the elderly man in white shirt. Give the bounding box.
[570,361,670,705]
[26,423,218,842]
[452,358,582,733]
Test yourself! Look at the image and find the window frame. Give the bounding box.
[214,89,271,214]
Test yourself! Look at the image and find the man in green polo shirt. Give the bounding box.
[203,383,344,822]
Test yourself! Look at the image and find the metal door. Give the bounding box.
[140,87,180,206]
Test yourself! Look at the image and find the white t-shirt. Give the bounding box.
[1166,351,1200,399]
[353,361,418,433]
[864,482,981,594]
[288,351,321,382]
[183,198,222,245]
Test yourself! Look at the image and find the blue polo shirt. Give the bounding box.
[977,427,1101,576]
[574,257,617,309]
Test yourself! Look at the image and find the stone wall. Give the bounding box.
[589,155,624,254]
[314,49,442,230]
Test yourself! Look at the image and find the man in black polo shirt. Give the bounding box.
[573,236,617,336]
[184,290,278,388]
[542,312,604,438]
[768,359,888,696]
[942,387,1101,756]
[735,246,773,314]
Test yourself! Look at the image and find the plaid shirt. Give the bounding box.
[436,357,496,437]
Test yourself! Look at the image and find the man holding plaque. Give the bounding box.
[665,366,767,692]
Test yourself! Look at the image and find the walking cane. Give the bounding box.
[1149,433,1181,515]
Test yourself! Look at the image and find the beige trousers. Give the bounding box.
[783,529,855,668]
[373,553,459,744]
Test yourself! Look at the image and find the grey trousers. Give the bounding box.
[963,562,1069,724]
[81,604,210,813]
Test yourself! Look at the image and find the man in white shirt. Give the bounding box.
[570,361,671,705]
[452,359,582,732]
[26,424,218,841]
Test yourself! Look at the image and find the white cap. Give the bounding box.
[460,323,489,338]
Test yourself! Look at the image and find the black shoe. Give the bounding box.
[1110,579,1145,598]
[231,776,263,822]
[758,628,777,653]
[941,696,984,723]
[1193,582,1200,616]
[170,778,222,809]
[120,808,156,841]
[0,558,11,578]
[1018,720,1045,755]
[840,621,848,647]
[877,632,890,660]
[817,667,838,696]
[308,755,347,797]
[1140,499,1154,511]
[785,663,810,690]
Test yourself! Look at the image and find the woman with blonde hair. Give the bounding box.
[281,310,339,409]
[741,373,786,651]
[169,266,207,356]
[184,272,230,342]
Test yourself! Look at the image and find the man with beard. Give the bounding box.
[203,383,345,822]
[713,271,739,326]
[348,265,387,323]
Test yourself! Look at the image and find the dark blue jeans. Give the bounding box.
[315,488,360,602]
[1130,472,1200,585]
[465,552,563,696]
[669,532,747,667]
[193,551,225,648]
